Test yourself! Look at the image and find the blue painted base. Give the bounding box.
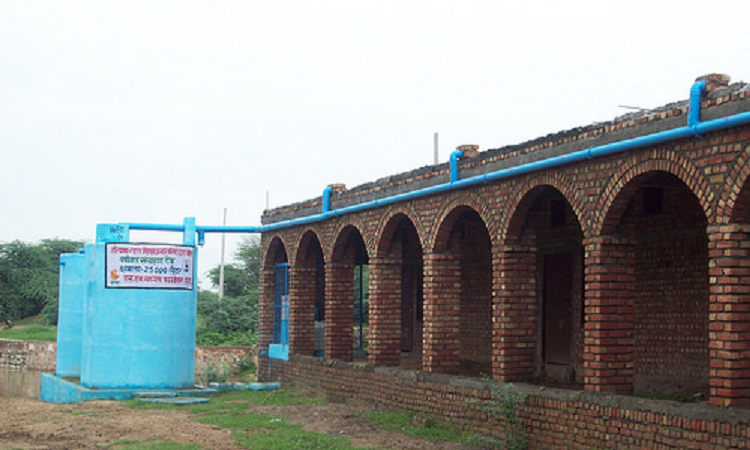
[39,373,219,404]
[208,381,281,391]
[268,344,289,361]
[140,397,210,405]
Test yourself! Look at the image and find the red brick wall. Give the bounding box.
[269,355,750,450]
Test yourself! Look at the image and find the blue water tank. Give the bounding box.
[56,250,86,377]
[80,241,197,389]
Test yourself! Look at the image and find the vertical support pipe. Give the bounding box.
[689,80,706,128]
[322,186,333,213]
[450,150,464,183]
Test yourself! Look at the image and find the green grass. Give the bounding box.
[366,410,472,444]
[0,324,57,341]
[126,388,374,450]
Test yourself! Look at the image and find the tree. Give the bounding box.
[0,239,84,324]
[196,235,261,346]
[207,264,253,298]
[234,235,261,287]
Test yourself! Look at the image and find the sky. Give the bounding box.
[1,0,749,288]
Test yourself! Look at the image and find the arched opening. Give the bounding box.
[259,237,289,365]
[370,214,424,368]
[329,225,369,361]
[604,171,709,397]
[505,187,584,385]
[291,231,325,357]
[427,206,491,376]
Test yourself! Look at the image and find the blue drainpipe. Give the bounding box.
[689,80,706,128]
[124,80,750,236]
[450,149,464,183]
[322,186,333,213]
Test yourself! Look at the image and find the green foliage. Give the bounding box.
[0,239,84,325]
[196,361,233,385]
[0,324,57,341]
[366,410,471,443]
[475,377,529,450]
[197,236,261,347]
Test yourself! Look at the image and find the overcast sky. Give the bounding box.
[2,1,749,288]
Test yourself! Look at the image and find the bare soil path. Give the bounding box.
[0,397,476,450]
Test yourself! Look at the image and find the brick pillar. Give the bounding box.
[708,224,750,407]
[423,252,461,374]
[368,257,402,366]
[583,236,635,394]
[289,266,316,356]
[257,266,275,381]
[493,244,537,382]
[325,262,354,361]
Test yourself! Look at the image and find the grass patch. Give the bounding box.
[366,410,472,444]
[125,388,374,450]
[125,387,474,450]
[0,324,57,341]
[233,422,371,450]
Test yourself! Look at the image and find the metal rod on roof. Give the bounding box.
[434,132,439,165]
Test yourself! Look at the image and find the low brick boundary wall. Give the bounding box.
[0,339,253,374]
[195,345,255,373]
[268,354,750,450]
[0,340,57,371]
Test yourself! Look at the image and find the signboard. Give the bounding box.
[106,243,194,290]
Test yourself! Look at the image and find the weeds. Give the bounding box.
[365,410,471,444]
[475,377,528,450]
[195,361,233,386]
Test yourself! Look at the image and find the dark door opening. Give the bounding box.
[400,264,423,352]
[543,252,573,365]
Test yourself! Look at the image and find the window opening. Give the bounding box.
[273,263,290,345]
[353,264,370,351]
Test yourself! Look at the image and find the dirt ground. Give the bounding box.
[0,396,477,450]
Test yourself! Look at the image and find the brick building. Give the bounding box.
[258,74,750,449]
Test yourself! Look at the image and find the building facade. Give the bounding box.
[258,74,750,449]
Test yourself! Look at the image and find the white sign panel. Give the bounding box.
[106,243,194,290]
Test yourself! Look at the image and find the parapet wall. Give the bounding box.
[271,355,750,450]
[262,78,750,224]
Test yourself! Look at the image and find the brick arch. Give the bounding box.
[428,194,496,254]
[374,206,427,258]
[295,228,325,267]
[720,144,750,223]
[594,152,713,236]
[325,216,371,264]
[500,172,588,244]
[262,234,290,270]
[329,221,370,264]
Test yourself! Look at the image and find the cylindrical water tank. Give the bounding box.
[80,242,197,389]
[56,249,86,377]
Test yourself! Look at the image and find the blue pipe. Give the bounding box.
[122,81,750,237]
[322,186,333,213]
[450,150,464,183]
[689,80,706,128]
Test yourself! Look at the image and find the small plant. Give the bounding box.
[475,376,529,450]
[196,361,232,385]
[236,355,256,373]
